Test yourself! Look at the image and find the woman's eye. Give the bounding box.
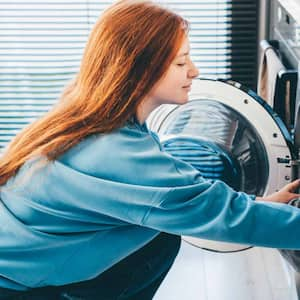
[177,63,186,67]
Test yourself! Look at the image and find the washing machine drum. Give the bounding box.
[147,78,294,252]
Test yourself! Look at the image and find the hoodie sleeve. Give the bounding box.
[141,179,300,249]
[11,125,300,250]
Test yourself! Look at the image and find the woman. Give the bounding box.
[0,0,300,299]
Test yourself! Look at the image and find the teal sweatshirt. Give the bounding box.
[1,120,300,290]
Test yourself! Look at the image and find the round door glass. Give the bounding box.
[152,99,269,196]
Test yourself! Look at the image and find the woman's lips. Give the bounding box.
[182,84,192,91]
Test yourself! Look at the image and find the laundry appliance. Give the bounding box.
[147,78,298,252]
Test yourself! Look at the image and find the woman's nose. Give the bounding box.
[188,61,199,78]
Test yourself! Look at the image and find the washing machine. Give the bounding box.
[147,78,298,252]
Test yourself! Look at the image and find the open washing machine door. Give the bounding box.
[147,78,296,252]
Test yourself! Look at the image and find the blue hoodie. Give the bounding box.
[0,120,300,290]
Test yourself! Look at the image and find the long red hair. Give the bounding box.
[0,0,188,185]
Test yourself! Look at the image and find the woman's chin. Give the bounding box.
[175,97,189,105]
[160,97,189,106]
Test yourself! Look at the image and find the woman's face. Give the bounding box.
[147,36,199,106]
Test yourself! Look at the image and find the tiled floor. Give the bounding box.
[154,239,298,300]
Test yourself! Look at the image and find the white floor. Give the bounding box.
[154,240,298,300]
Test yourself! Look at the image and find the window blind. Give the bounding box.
[0,0,258,151]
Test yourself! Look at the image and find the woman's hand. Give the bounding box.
[256,179,300,204]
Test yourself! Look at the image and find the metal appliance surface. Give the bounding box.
[269,0,300,186]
